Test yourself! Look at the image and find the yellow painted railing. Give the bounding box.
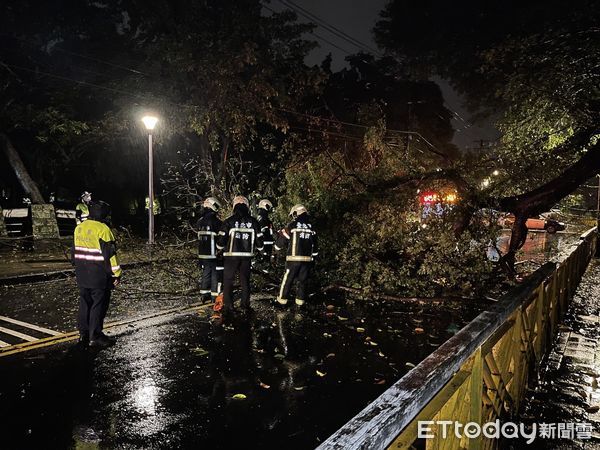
[318,228,597,450]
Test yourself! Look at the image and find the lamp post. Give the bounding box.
[142,115,158,244]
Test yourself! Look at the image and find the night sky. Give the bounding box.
[264,0,500,150]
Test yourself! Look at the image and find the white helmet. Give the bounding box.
[258,199,273,211]
[80,191,92,203]
[203,197,221,212]
[233,195,249,208]
[289,204,307,218]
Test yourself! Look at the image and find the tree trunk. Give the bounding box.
[0,133,45,204]
[497,129,600,271]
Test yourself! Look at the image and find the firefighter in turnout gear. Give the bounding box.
[217,196,264,316]
[274,204,318,307]
[257,199,275,258]
[71,201,121,348]
[195,197,224,302]
[75,191,92,224]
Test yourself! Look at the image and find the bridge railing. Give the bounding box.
[318,228,597,450]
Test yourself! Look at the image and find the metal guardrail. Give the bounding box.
[318,227,598,450]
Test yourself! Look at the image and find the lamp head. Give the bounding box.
[142,116,159,130]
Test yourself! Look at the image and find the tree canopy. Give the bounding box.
[374,0,600,268]
[1,0,322,215]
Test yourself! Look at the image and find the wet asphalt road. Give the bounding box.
[0,296,479,450]
[0,232,582,449]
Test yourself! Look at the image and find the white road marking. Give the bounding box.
[0,326,38,342]
[0,340,10,348]
[0,316,61,336]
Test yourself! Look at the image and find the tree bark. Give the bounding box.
[497,128,600,272]
[499,130,600,216]
[0,133,45,204]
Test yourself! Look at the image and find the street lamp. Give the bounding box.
[142,115,158,244]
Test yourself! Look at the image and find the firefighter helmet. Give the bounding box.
[258,199,273,211]
[203,197,221,212]
[232,195,249,208]
[89,200,111,221]
[289,204,307,219]
[80,191,92,203]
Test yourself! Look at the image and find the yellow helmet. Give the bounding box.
[289,204,307,218]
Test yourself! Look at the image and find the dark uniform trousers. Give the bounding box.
[200,260,222,300]
[279,262,310,302]
[223,257,252,309]
[78,286,111,340]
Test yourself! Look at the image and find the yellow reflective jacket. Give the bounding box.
[75,202,89,224]
[72,219,122,288]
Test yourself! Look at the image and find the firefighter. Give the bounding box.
[75,191,92,224]
[274,204,318,307]
[257,199,275,259]
[195,197,223,303]
[217,196,264,316]
[71,201,121,348]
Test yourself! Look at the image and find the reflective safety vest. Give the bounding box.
[217,214,264,258]
[257,209,275,249]
[275,214,318,262]
[145,197,161,215]
[195,211,222,259]
[72,219,122,288]
[75,202,89,224]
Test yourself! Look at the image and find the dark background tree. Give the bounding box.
[374,0,600,270]
[1,0,322,224]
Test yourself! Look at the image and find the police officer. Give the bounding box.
[274,204,318,307]
[75,191,92,224]
[257,199,275,259]
[71,201,121,348]
[217,196,264,316]
[195,197,223,303]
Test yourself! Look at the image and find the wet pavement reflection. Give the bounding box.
[497,231,578,264]
[0,297,480,449]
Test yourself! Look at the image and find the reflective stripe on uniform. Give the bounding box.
[223,252,254,257]
[278,268,290,300]
[291,228,314,234]
[75,247,102,254]
[263,241,274,245]
[228,228,255,234]
[111,265,121,271]
[198,230,216,258]
[199,289,211,294]
[74,254,104,261]
[286,255,313,262]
